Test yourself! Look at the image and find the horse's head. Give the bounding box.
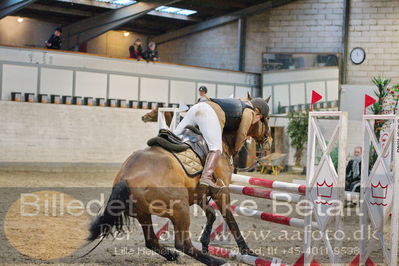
[245,94,272,148]
[141,108,158,122]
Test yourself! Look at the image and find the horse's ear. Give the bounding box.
[247,92,252,100]
[265,96,271,103]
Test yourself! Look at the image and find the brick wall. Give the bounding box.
[157,0,344,73]
[157,22,238,71]
[346,0,399,84]
[245,0,344,73]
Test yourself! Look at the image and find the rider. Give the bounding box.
[173,96,269,189]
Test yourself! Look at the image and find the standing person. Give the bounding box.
[144,41,159,61]
[45,27,62,50]
[129,38,144,60]
[345,146,362,192]
[196,86,210,103]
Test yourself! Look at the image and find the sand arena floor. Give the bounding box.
[0,170,385,265]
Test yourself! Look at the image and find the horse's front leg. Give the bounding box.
[199,203,217,253]
[212,190,253,255]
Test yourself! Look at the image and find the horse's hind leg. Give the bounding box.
[171,205,225,265]
[137,213,179,261]
[200,203,216,253]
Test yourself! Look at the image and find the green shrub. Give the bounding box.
[287,111,309,167]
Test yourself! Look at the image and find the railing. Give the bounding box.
[262,67,339,113]
[0,45,259,105]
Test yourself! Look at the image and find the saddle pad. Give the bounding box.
[172,148,203,177]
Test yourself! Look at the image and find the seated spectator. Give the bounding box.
[144,42,159,62]
[345,146,362,192]
[196,86,210,103]
[129,38,144,60]
[45,27,62,50]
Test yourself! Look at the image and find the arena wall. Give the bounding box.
[156,22,239,71]
[157,0,345,73]
[346,0,399,84]
[0,101,157,167]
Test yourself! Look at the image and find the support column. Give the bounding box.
[237,18,246,72]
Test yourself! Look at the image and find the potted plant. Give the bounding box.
[287,110,309,171]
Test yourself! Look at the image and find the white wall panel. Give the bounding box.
[75,71,107,98]
[290,83,305,105]
[170,80,196,104]
[140,78,168,103]
[197,83,216,99]
[235,86,252,98]
[40,68,73,96]
[263,86,273,113]
[0,46,258,86]
[109,74,139,100]
[273,84,289,110]
[2,64,37,100]
[217,84,234,98]
[326,80,339,101]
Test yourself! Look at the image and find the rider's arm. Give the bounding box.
[234,109,255,154]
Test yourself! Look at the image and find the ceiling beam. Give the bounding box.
[153,0,297,44]
[63,0,181,50]
[55,0,121,9]
[26,3,96,17]
[0,0,37,19]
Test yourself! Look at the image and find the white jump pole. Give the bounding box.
[229,184,304,203]
[209,201,319,230]
[232,174,307,194]
[231,174,358,201]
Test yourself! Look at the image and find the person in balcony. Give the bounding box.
[144,41,159,62]
[45,27,62,50]
[345,146,362,192]
[129,38,144,60]
[196,86,210,103]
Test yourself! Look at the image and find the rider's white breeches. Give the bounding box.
[173,102,222,152]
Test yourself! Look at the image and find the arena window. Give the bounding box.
[155,6,197,16]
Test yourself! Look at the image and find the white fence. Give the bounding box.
[262,67,339,113]
[0,45,258,104]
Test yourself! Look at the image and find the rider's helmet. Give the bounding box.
[250,98,269,122]
[198,86,208,93]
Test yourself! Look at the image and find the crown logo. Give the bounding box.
[316,179,333,198]
[371,181,388,199]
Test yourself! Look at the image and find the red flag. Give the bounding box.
[311,90,323,104]
[310,90,322,111]
[364,94,376,108]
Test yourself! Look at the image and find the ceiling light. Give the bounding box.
[123,32,130,37]
[155,6,197,16]
[17,17,24,23]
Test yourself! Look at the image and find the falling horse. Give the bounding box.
[88,97,270,265]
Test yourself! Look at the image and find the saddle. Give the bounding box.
[147,126,209,176]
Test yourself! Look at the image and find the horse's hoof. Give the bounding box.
[202,245,209,254]
[166,251,179,261]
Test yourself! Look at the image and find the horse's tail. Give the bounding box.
[87,181,131,241]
